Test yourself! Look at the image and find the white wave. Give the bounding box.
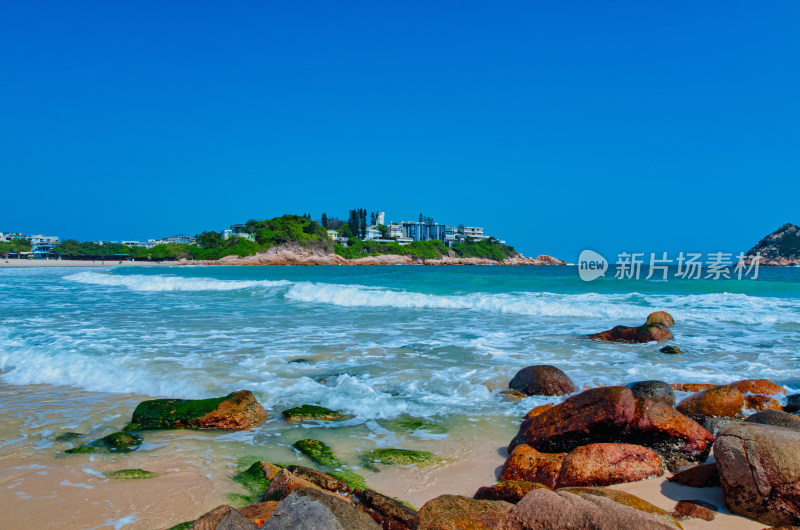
[285,282,800,324]
[65,271,291,292]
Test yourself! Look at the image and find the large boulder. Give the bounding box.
[192,505,258,530]
[745,409,800,431]
[262,487,379,529]
[556,487,681,528]
[675,385,744,421]
[498,488,679,529]
[415,495,513,529]
[130,390,267,430]
[589,323,673,343]
[714,422,800,526]
[646,311,675,327]
[508,365,575,396]
[508,387,714,463]
[556,443,663,488]
[729,379,785,396]
[626,380,675,407]
[499,444,564,488]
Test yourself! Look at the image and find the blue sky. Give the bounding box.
[1,1,798,261]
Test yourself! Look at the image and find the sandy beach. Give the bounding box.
[0,259,175,268]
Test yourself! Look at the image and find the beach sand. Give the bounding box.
[0,259,175,267]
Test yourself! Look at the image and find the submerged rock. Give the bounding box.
[508,386,714,463]
[65,431,142,454]
[497,390,528,402]
[130,390,267,430]
[263,487,379,529]
[292,439,341,467]
[103,468,156,480]
[281,404,350,422]
[714,422,800,525]
[359,449,441,471]
[675,385,744,421]
[589,323,673,343]
[659,345,682,354]
[626,380,675,407]
[508,365,575,396]
[416,495,512,530]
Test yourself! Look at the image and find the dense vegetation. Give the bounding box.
[334,237,516,261]
[0,239,32,254]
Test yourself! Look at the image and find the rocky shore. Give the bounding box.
[49,311,798,529]
[186,243,566,267]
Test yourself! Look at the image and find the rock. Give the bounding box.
[292,439,341,467]
[353,488,417,529]
[785,394,800,413]
[671,383,717,392]
[702,416,739,436]
[746,409,800,431]
[714,422,800,526]
[672,500,716,521]
[281,404,350,422]
[130,390,267,430]
[499,445,564,488]
[415,495,512,530]
[742,222,800,267]
[676,385,744,420]
[508,365,575,396]
[497,390,527,402]
[234,462,282,496]
[237,502,281,527]
[729,379,786,396]
[474,481,547,504]
[668,463,720,488]
[508,386,714,463]
[522,404,553,421]
[360,449,440,471]
[589,323,673,343]
[626,381,675,407]
[192,505,258,530]
[556,487,681,527]
[646,311,675,327]
[264,467,351,501]
[556,443,663,488]
[745,395,783,412]
[499,488,679,529]
[262,487,379,529]
[659,345,682,354]
[103,468,156,479]
[285,466,351,494]
[65,431,142,454]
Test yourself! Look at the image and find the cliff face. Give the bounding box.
[188,243,566,266]
[745,223,800,266]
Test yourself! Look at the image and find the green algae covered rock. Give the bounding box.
[292,439,341,467]
[360,448,442,471]
[130,390,267,431]
[377,415,447,434]
[165,521,194,530]
[65,431,142,454]
[327,469,367,490]
[103,469,156,480]
[281,404,350,422]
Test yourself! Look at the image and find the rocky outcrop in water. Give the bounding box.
[589,312,675,343]
[743,222,800,266]
[130,390,267,430]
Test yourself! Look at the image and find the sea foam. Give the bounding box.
[66,271,290,292]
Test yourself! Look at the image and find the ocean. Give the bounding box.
[1,264,799,519]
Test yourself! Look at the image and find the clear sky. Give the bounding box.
[1,1,798,261]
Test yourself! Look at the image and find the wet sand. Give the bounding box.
[0,260,175,267]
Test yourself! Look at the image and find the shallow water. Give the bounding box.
[1,265,798,526]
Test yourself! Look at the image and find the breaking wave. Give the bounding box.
[65,271,290,292]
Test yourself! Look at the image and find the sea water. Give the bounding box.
[1,265,799,477]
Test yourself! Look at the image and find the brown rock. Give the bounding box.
[474,481,547,504]
[715,422,800,525]
[497,390,527,402]
[745,395,783,412]
[499,444,564,489]
[557,487,681,527]
[668,463,720,488]
[498,488,679,529]
[193,505,258,530]
[556,443,663,488]
[730,379,786,396]
[508,365,575,396]
[285,466,351,494]
[354,488,416,529]
[670,383,717,393]
[262,487,379,529]
[523,404,553,421]
[193,390,268,430]
[238,501,280,526]
[415,495,512,530]
[745,409,800,432]
[264,467,350,501]
[509,387,714,463]
[646,311,675,327]
[672,500,717,521]
[589,323,673,343]
[676,385,744,420]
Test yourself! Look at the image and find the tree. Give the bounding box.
[321,213,328,229]
[359,209,367,239]
[377,224,391,239]
[370,211,377,225]
[196,231,223,249]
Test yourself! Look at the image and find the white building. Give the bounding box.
[121,240,143,247]
[462,226,484,238]
[376,212,386,225]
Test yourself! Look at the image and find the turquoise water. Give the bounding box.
[2,265,800,419]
